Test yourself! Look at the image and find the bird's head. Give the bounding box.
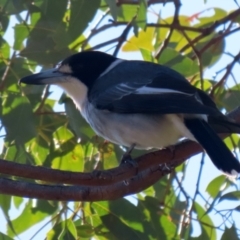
[19,51,118,110]
[19,51,117,88]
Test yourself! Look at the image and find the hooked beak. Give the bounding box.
[19,69,70,85]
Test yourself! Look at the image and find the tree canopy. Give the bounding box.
[0,0,240,239]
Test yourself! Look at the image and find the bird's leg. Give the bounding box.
[120,143,138,167]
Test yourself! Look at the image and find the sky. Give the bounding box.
[1,0,240,239]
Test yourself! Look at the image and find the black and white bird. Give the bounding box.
[20,51,240,175]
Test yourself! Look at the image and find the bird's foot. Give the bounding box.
[120,144,138,168]
[120,152,138,168]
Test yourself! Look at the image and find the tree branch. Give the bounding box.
[0,107,240,201]
[210,50,240,97]
[155,0,181,58]
[179,8,240,53]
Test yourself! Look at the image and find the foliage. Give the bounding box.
[0,0,240,239]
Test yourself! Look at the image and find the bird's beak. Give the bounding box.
[19,68,69,85]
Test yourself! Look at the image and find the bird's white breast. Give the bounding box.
[81,101,195,149]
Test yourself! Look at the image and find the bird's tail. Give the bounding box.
[184,118,240,175]
[208,115,240,134]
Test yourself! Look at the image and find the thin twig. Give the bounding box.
[210,50,240,97]
[179,8,240,53]
[113,16,136,57]
[155,0,181,58]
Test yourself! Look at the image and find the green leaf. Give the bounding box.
[117,4,139,22]
[105,0,118,20]
[93,199,146,239]
[0,194,11,216]
[193,202,217,240]
[7,200,58,237]
[192,79,214,92]
[219,191,240,202]
[64,219,77,239]
[196,8,227,28]
[76,225,95,238]
[1,94,36,144]
[0,14,9,34]
[100,143,119,169]
[53,126,75,147]
[47,219,77,240]
[3,57,34,91]
[50,124,85,171]
[224,134,240,151]
[69,34,91,51]
[0,0,26,15]
[222,85,240,112]
[13,196,24,209]
[158,47,199,77]
[206,175,227,198]
[51,144,84,172]
[53,22,70,50]
[160,215,179,240]
[0,232,14,240]
[123,28,155,51]
[0,37,10,60]
[20,0,72,64]
[30,11,41,28]
[26,136,50,165]
[68,0,100,43]
[198,34,225,67]
[140,48,157,62]
[153,175,170,200]
[221,226,239,240]
[139,196,179,239]
[40,0,68,22]
[136,0,147,30]
[156,16,194,55]
[13,24,29,50]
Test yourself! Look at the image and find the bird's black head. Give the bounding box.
[58,51,117,87]
[19,51,118,89]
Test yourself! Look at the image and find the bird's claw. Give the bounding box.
[120,153,138,168]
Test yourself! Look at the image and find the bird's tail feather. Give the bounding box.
[184,118,240,175]
[209,115,240,134]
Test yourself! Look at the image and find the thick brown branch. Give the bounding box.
[0,143,187,186]
[0,107,240,190]
[0,163,172,201]
[0,138,220,201]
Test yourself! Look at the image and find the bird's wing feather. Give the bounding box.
[89,61,219,115]
[92,92,219,114]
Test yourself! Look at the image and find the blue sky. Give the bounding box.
[1,0,240,239]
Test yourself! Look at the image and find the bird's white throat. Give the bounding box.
[56,76,88,111]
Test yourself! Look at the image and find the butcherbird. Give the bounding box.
[20,51,240,175]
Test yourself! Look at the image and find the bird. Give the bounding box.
[19,51,240,175]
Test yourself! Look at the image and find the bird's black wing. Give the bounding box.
[89,61,219,115]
